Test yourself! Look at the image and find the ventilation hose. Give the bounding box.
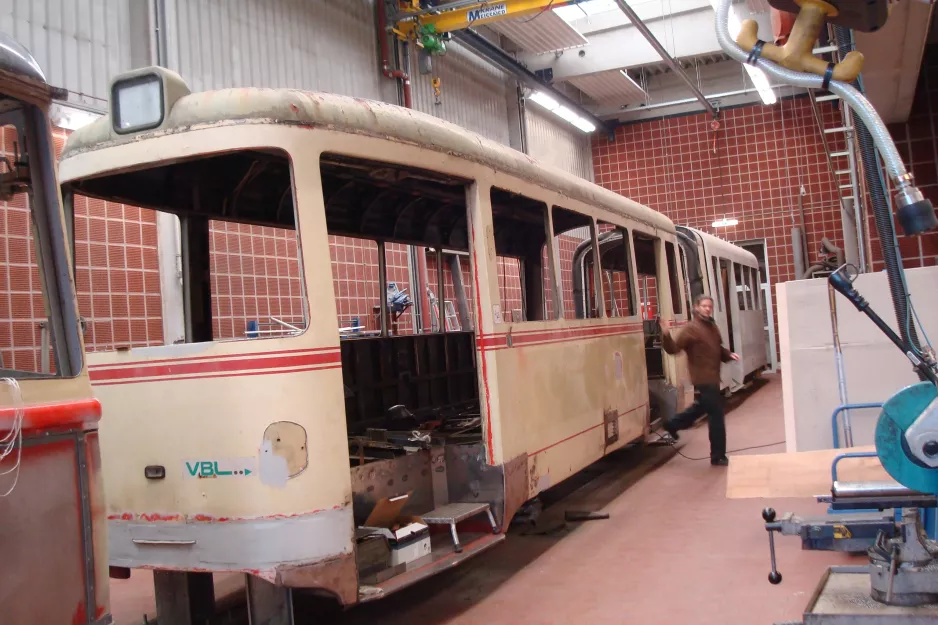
[832,25,925,379]
[713,0,930,378]
[713,0,907,182]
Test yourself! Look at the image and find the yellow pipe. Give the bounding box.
[396,0,576,38]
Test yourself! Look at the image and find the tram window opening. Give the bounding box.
[734,263,746,310]
[0,117,84,378]
[632,232,659,321]
[63,147,308,347]
[711,256,722,312]
[317,154,480,447]
[720,258,736,352]
[491,188,551,323]
[745,267,755,310]
[319,154,474,334]
[678,246,692,317]
[665,241,683,317]
[596,221,635,318]
[553,206,599,320]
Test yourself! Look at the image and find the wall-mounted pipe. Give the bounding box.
[612,0,717,119]
[377,0,413,109]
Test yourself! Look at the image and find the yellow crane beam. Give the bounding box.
[395,0,577,39]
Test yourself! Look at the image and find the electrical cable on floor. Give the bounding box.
[652,430,785,461]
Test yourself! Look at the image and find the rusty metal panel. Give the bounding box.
[0,0,133,110]
[525,104,594,181]
[164,0,394,102]
[350,452,434,524]
[0,437,88,625]
[409,40,512,146]
[445,443,506,526]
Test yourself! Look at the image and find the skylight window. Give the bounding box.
[553,0,620,22]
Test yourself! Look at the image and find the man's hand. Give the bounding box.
[659,318,671,333]
[730,352,740,361]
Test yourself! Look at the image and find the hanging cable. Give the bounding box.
[0,378,24,497]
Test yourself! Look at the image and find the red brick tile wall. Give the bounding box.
[209,221,305,340]
[592,95,846,357]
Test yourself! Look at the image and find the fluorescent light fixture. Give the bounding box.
[554,0,620,22]
[526,90,597,134]
[529,90,560,111]
[49,103,101,131]
[572,117,597,132]
[710,0,776,105]
[552,105,580,123]
[712,217,739,228]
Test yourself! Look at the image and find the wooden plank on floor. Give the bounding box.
[726,445,892,499]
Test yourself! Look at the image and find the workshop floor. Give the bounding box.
[109,373,863,625]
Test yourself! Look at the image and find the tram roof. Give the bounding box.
[679,226,758,266]
[61,84,675,233]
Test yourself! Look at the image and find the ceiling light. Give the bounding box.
[712,217,739,228]
[709,0,775,105]
[526,91,596,133]
[571,117,596,132]
[552,105,580,123]
[529,91,560,111]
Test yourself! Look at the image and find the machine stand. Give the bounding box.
[153,571,215,625]
[246,574,295,625]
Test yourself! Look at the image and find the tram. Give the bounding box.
[0,34,111,625]
[573,224,769,401]
[58,66,760,620]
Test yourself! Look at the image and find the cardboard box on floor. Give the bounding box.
[726,445,891,499]
[358,493,431,567]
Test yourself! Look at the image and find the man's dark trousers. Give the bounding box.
[668,384,725,460]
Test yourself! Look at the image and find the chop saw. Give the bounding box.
[713,0,938,620]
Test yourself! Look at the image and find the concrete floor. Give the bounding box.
[109,373,863,624]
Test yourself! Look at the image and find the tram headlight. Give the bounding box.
[111,73,164,134]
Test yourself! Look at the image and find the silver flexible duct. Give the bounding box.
[712,0,908,185]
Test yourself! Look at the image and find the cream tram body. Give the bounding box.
[59,68,708,605]
[676,226,769,393]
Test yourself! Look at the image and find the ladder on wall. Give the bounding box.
[806,25,867,273]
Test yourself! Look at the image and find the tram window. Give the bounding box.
[597,221,636,318]
[490,188,552,323]
[633,232,659,320]
[664,242,683,317]
[710,256,722,312]
[678,246,693,317]
[734,263,746,310]
[553,206,600,320]
[745,267,755,310]
[0,122,83,377]
[64,147,308,346]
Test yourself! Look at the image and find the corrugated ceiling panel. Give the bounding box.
[490,11,588,54]
[525,105,593,181]
[409,40,511,146]
[567,70,647,107]
[165,0,393,102]
[0,0,133,110]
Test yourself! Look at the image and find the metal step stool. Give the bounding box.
[420,502,498,553]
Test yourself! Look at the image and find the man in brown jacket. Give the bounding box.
[660,294,739,466]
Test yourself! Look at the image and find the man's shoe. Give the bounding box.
[710,457,729,466]
[663,422,680,442]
